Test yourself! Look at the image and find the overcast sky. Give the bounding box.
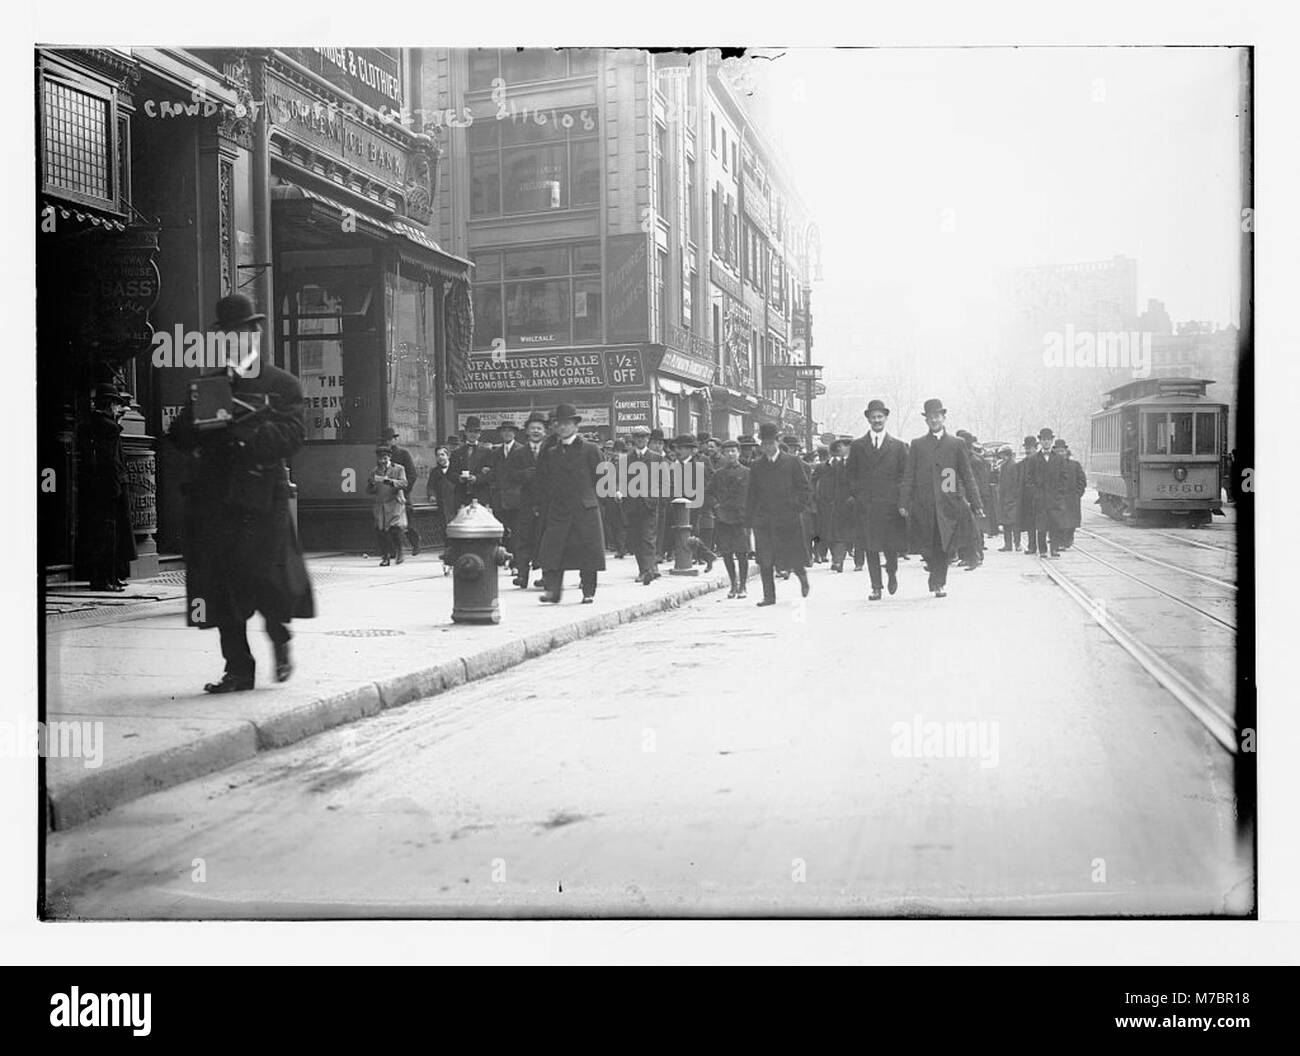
[739,47,1247,392]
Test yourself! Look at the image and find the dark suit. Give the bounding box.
[623,446,664,579]
[167,363,315,683]
[1065,458,1087,546]
[846,431,908,590]
[503,440,544,583]
[706,460,751,590]
[489,438,523,547]
[1019,450,1054,554]
[995,457,1024,549]
[745,450,812,599]
[534,435,606,598]
[813,457,857,569]
[900,429,982,592]
[448,442,494,511]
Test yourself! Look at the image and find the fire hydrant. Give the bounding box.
[443,500,510,624]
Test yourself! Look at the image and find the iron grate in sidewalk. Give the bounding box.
[326,628,406,637]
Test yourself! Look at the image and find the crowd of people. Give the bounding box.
[374,396,1090,607]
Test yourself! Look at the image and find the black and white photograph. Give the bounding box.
[4,0,1297,972]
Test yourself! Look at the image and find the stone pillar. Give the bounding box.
[120,412,160,578]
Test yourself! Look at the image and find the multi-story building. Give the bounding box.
[423,48,818,443]
[37,47,472,563]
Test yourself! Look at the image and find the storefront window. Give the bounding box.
[506,280,570,346]
[387,273,438,474]
[469,109,598,217]
[473,243,602,348]
[472,285,503,350]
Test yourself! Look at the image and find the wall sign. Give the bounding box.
[458,348,646,393]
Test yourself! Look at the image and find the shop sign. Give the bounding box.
[765,365,798,390]
[757,397,783,420]
[281,48,404,112]
[665,323,714,361]
[459,348,646,393]
[657,349,715,385]
[264,71,407,192]
[613,394,653,430]
[458,407,610,429]
[710,259,743,301]
[124,449,157,534]
[97,226,161,354]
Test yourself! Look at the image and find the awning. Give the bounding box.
[271,181,471,280]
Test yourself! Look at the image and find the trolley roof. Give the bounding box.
[1101,376,1216,409]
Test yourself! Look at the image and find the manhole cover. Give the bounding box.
[326,628,406,638]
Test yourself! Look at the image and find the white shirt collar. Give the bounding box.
[561,433,578,446]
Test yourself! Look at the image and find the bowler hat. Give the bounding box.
[445,435,461,445]
[524,412,548,428]
[1022,436,1039,449]
[781,434,799,447]
[464,416,483,431]
[380,426,400,440]
[92,383,125,404]
[375,444,392,454]
[865,399,890,417]
[1052,438,1068,450]
[696,431,712,444]
[648,428,665,441]
[674,434,698,448]
[498,420,518,433]
[1038,427,1054,439]
[758,422,780,441]
[553,403,581,423]
[923,398,946,416]
[211,293,266,330]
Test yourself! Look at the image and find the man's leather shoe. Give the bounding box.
[934,589,947,598]
[887,571,898,595]
[539,592,561,604]
[798,575,810,597]
[273,643,292,683]
[997,546,1012,552]
[581,596,594,604]
[869,590,882,601]
[204,673,253,694]
[756,598,776,607]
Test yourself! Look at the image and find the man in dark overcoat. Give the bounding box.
[1062,441,1087,549]
[78,383,137,591]
[814,438,856,572]
[995,445,1025,551]
[489,419,522,553]
[534,404,606,603]
[846,398,908,600]
[621,424,663,585]
[1040,438,1074,556]
[670,435,718,569]
[448,415,494,511]
[706,439,751,598]
[502,412,547,588]
[899,398,984,598]
[167,293,315,692]
[745,422,812,606]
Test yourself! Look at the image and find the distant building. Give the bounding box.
[1149,324,1240,450]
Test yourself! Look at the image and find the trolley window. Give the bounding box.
[1143,413,1169,454]
[1195,411,1218,455]
[1169,412,1193,455]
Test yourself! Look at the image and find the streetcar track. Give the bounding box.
[1038,558,1237,754]
[1069,544,1236,631]
[1074,528,1237,591]
[1149,529,1238,555]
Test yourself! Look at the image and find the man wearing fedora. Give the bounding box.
[448,415,494,512]
[846,399,909,600]
[167,293,315,692]
[623,424,664,585]
[533,404,606,603]
[900,398,984,598]
[78,382,137,591]
[380,426,420,557]
[746,421,812,606]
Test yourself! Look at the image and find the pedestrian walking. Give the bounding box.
[490,419,522,551]
[78,382,136,591]
[846,399,909,600]
[534,404,605,604]
[598,442,627,559]
[380,427,420,556]
[425,445,458,553]
[165,293,314,693]
[746,422,812,606]
[899,398,983,598]
[814,439,856,571]
[1020,430,1056,557]
[367,446,408,566]
[503,412,548,588]
[995,445,1024,551]
[623,424,664,585]
[706,439,751,597]
[448,415,493,511]
[1062,441,1087,548]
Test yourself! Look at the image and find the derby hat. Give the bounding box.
[758,422,780,442]
[1052,438,1068,450]
[1038,427,1054,440]
[464,416,483,431]
[674,434,699,448]
[524,411,549,428]
[865,399,890,417]
[648,427,665,442]
[923,398,946,416]
[696,431,712,444]
[211,293,266,330]
[737,434,758,446]
[1022,435,1039,449]
[553,403,582,423]
[92,382,126,404]
[380,426,400,440]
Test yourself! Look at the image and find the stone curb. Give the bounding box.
[47,575,728,831]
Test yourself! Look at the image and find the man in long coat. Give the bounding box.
[167,293,314,692]
[995,445,1025,551]
[380,427,420,556]
[746,422,812,605]
[1062,441,1087,549]
[706,439,751,598]
[489,420,522,552]
[534,404,605,603]
[622,425,664,585]
[448,415,494,511]
[1040,439,1074,556]
[846,398,908,600]
[900,398,984,598]
[1018,433,1053,557]
[503,412,548,588]
[78,383,137,590]
[814,439,856,572]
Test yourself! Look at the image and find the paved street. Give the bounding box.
[45,541,1248,919]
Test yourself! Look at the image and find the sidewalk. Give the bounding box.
[44,551,727,830]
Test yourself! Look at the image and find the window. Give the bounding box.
[656,248,670,338]
[711,185,720,249]
[656,123,669,219]
[469,107,599,217]
[1195,411,1218,455]
[710,113,717,154]
[685,155,696,244]
[468,48,597,89]
[471,243,603,348]
[732,142,738,174]
[1169,411,1193,455]
[1143,413,1168,455]
[40,69,120,211]
[721,128,728,169]
[712,303,721,351]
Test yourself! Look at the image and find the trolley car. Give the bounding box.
[1088,377,1228,525]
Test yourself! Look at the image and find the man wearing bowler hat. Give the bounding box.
[534,404,606,603]
[623,424,664,584]
[1020,428,1057,557]
[167,293,315,692]
[503,411,549,588]
[846,398,909,600]
[490,419,522,552]
[448,415,494,512]
[746,421,812,605]
[706,438,751,597]
[380,426,420,556]
[900,398,983,598]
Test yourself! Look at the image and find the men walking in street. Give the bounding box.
[503,412,547,588]
[900,398,984,598]
[166,293,315,692]
[706,439,751,598]
[846,398,909,600]
[622,424,663,585]
[598,441,627,559]
[78,383,136,592]
[1020,429,1056,558]
[746,422,812,606]
[448,415,493,512]
[380,426,420,556]
[534,404,605,604]
[995,445,1024,551]
[1042,438,1076,555]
